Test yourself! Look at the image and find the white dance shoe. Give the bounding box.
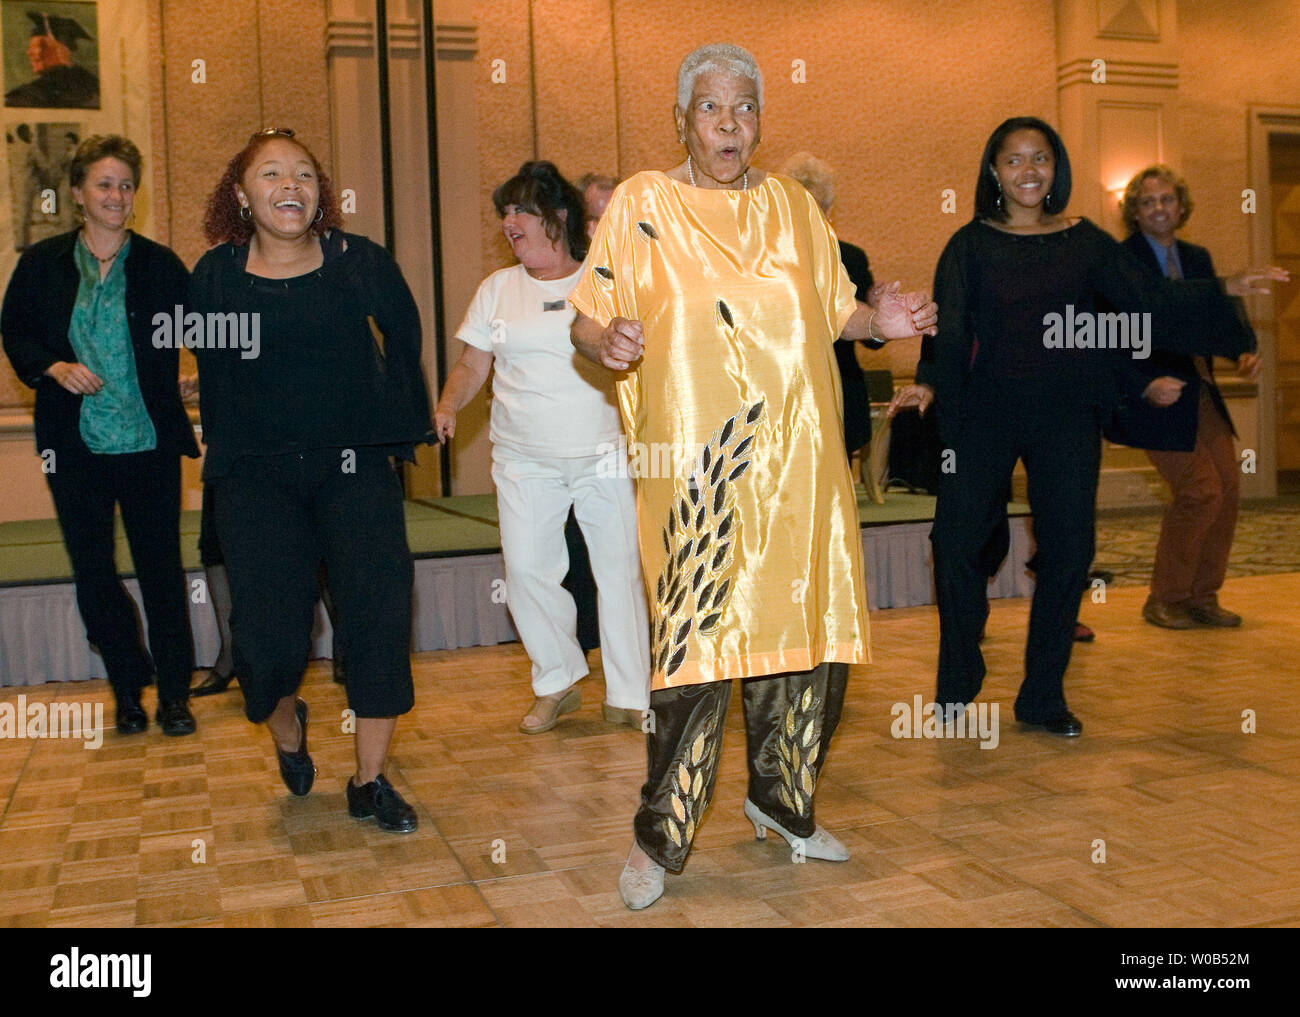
[744,798,850,862]
[619,850,665,910]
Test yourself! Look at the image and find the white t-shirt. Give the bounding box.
[456,263,623,456]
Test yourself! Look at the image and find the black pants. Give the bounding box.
[634,662,848,872]
[561,509,600,652]
[931,394,1101,722]
[45,444,194,701]
[213,447,414,723]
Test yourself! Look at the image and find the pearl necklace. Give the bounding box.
[687,154,747,191]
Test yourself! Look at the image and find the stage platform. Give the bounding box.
[0,490,1033,686]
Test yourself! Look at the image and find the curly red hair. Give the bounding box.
[202,133,344,246]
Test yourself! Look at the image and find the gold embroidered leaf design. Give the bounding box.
[650,400,766,681]
[660,716,723,854]
[777,684,823,818]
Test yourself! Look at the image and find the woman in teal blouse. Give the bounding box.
[1,134,199,736]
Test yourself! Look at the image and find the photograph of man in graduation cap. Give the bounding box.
[4,3,100,109]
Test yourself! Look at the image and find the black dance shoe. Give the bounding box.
[347,773,417,833]
[1018,710,1083,737]
[156,699,197,736]
[115,690,148,735]
[275,698,316,797]
[191,669,236,697]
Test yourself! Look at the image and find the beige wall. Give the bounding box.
[474,0,1058,384]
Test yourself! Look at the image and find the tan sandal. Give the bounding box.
[601,703,648,728]
[519,686,582,734]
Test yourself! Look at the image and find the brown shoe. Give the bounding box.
[519,686,581,734]
[602,703,649,728]
[1142,598,1199,630]
[1186,602,1242,628]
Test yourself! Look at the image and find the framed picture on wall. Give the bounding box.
[2,1,99,109]
[6,120,80,249]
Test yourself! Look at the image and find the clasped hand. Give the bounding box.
[872,282,938,339]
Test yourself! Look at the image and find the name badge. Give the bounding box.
[542,300,567,312]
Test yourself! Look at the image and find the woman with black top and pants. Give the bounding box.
[923,117,1273,737]
[1,134,198,736]
[192,129,434,831]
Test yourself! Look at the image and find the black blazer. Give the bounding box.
[836,239,875,454]
[1105,233,1255,452]
[1,229,199,459]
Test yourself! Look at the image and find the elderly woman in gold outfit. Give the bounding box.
[570,43,937,910]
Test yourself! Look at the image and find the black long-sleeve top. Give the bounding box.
[923,217,1253,448]
[836,239,875,454]
[1,229,199,458]
[189,231,435,480]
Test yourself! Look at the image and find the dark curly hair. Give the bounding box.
[973,116,1073,223]
[202,132,343,246]
[492,161,588,262]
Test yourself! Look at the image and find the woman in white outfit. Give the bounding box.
[435,161,650,733]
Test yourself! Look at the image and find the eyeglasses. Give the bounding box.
[249,127,295,142]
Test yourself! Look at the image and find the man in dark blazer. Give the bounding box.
[1110,164,1259,630]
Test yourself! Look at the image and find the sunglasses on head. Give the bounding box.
[249,127,295,143]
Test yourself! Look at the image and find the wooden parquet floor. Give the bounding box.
[2,573,1298,928]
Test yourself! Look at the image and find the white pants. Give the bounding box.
[492,442,650,709]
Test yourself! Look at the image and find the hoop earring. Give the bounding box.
[238,205,251,222]
[313,207,324,225]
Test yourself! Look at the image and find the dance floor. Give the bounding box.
[1,572,1297,928]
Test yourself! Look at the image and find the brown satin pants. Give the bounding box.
[633,661,848,872]
[1146,388,1240,607]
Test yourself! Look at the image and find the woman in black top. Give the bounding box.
[1,134,198,736]
[191,129,434,831]
[923,117,1273,736]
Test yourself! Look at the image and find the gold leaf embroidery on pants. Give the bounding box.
[778,685,822,818]
[661,715,722,852]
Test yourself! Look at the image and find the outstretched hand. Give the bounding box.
[1224,266,1289,297]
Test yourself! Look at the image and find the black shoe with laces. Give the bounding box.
[156,699,197,736]
[1017,710,1083,737]
[115,689,147,735]
[275,698,316,796]
[347,773,417,833]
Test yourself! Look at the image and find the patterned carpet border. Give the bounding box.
[1093,497,1300,586]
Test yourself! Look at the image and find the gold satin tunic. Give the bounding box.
[570,170,870,690]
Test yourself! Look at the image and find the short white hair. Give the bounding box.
[676,43,763,111]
